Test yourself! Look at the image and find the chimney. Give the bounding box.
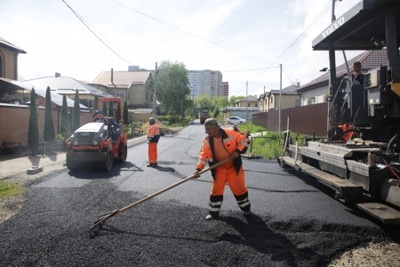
[55,72,60,77]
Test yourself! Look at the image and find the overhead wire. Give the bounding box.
[108,0,274,65]
[63,0,333,89]
[61,0,133,66]
[250,0,332,87]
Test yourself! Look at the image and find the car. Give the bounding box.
[226,116,247,125]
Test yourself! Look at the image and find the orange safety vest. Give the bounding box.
[196,128,249,175]
[147,124,160,143]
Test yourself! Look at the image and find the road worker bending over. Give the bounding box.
[193,118,251,220]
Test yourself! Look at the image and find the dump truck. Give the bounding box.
[278,0,400,224]
[65,97,128,171]
[199,107,210,124]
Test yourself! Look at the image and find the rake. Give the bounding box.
[89,157,231,238]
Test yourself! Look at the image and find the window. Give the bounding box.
[117,90,123,98]
[108,90,115,96]
[307,97,316,105]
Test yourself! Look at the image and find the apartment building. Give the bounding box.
[187,70,223,99]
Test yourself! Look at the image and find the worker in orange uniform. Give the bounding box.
[147,117,160,167]
[193,118,251,220]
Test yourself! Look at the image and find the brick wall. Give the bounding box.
[0,104,92,145]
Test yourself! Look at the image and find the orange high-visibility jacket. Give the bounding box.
[147,124,160,143]
[196,128,249,175]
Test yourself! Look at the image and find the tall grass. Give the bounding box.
[237,123,306,159]
[0,181,26,199]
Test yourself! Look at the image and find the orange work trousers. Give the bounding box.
[210,166,247,196]
[148,142,158,164]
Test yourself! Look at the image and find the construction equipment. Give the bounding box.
[88,157,231,238]
[278,0,400,224]
[199,107,210,124]
[65,97,128,171]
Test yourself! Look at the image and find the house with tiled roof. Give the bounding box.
[91,70,153,109]
[258,84,300,112]
[297,49,389,106]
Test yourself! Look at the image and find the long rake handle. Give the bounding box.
[94,157,231,223]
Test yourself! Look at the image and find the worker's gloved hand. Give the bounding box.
[192,170,200,179]
[230,151,239,159]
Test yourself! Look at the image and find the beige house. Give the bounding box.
[0,37,26,87]
[258,85,300,112]
[234,95,258,108]
[91,70,155,122]
[91,70,153,109]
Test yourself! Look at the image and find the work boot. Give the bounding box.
[205,212,219,220]
[147,163,157,168]
[243,210,252,217]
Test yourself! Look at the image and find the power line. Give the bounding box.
[250,0,332,87]
[109,0,274,65]
[62,0,132,66]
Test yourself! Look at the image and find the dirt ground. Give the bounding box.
[1,164,400,267]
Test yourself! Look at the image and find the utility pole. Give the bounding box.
[245,81,248,121]
[279,64,282,134]
[153,62,158,119]
[327,0,339,136]
[181,81,184,121]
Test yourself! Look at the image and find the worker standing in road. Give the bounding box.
[147,117,160,167]
[193,118,251,220]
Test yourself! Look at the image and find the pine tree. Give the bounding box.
[28,89,39,155]
[73,90,80,131]
[108,102,114,117]
[123,102,129,124]
[94,95,99,109]
[43,86,55,142]
[116,102,121,122]
[102,101,107,116]
[61,95,69,139]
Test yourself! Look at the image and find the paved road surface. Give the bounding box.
[1,123,398,266]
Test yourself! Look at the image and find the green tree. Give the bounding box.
[94,95,99,109]
[157,60,191,115]
[123,102,129,124]
[43,86,55,142]
[229,95,244,106]
[73,90,80,131]
[108,102,114,117]
[0,92,30,104]
[28,89,39,155]
[61,95,69,138]
[196,94,213,110]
